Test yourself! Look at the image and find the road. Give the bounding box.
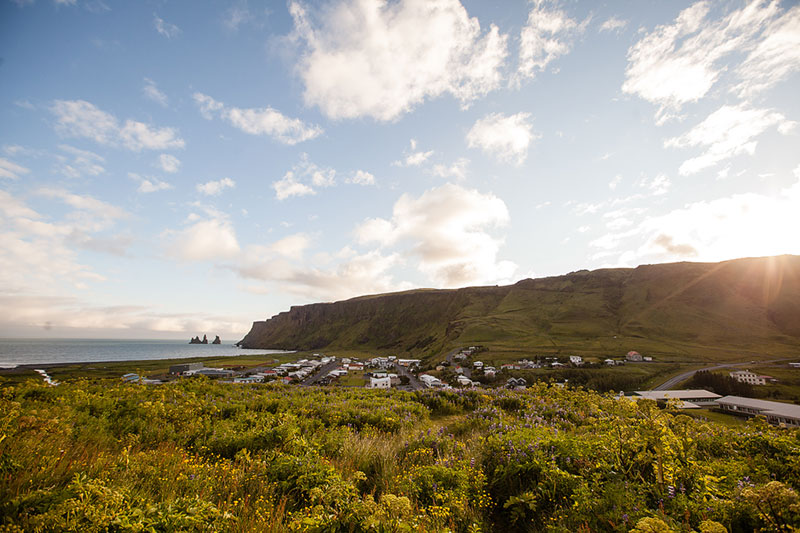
[651,358,791,390]
[301,359,340,386]
[393,362,425,391]
[444,347,473,379]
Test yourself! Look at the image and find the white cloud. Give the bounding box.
[0,188,130,304]
[347,170,375,186]
[154,13,181,38]
[37,187,127,226]
[515,0,584,85]
[289,0,508,121]
[393,138,434,167]
[158,154,181,173]
[734,4,800,98]
[169,214,240,262]
[0,291,252,339]
[56,144,105,178]
[143,78,168,107]
[129,172,173,193]
[192,92,322,145]
[638,174,670,195]
[224,3,252,31]
[623,1,798,124]
[51,100,184,151]
[466,112,538,165]
[197,177,236,196]
[430,158,469,180]
[235,246,406,301]
[272,154,336,200]
[591,170,800,265]
[599,16,628,33]
[270,233,310,260]
[397,150,434,167]
[0,157,30,179]
[665,104,795,175]
[356,183,516,287]
[608,174,622,190]
[274,172,315,200]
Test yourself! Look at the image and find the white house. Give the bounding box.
[456,375,474,387]
[730,370,767,385]
[419,374,444,388]
[473,361,483,369]
[569,356,583,366]
[370,376,391,389]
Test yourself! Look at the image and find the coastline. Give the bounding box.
[0,338,292,370]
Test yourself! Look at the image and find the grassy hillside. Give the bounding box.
[238,255,800,363]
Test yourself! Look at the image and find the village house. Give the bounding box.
[626,351,643,362]
[419,374,444,388]
[187,368,235,378]
[456,375,474,387]
[169,363,203,375]
[369,376,391,389]
[569,356,583,366]
[729,370,771,385]
[484,367,496,378]
[506,377,527,390]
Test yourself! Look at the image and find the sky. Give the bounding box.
[1,0,799,340]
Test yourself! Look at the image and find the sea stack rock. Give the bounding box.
[189,336,202,344]
[201,334,208,344]
[212,335,221,344]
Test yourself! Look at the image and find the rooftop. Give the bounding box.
[633,390,721,401]
[716,396,800,419]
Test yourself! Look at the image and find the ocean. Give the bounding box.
[0,338,287,368]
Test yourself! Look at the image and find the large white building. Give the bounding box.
[729,370,767,385]
[716,396,800,427]
[632,390,721,408]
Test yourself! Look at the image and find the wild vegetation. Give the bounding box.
[3,378,800,532]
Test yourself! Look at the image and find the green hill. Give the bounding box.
[238,255,800,362]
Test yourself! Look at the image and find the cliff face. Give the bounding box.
[238,255,800,359]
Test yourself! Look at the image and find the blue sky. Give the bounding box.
[1,0,799,339]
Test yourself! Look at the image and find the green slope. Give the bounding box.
[238,255,800,362]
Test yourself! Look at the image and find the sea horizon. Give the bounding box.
[0,337,287,369]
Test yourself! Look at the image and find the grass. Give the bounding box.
[336,369,368,387]
[239,256,800,366]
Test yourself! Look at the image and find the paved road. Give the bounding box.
[652,358,792,390]
[393,363,425,391]
[301,359,340,386]
[444,347,473,379]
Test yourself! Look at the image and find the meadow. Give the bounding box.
[2,378,800,532]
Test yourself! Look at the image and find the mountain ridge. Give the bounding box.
[237,255,800,362]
